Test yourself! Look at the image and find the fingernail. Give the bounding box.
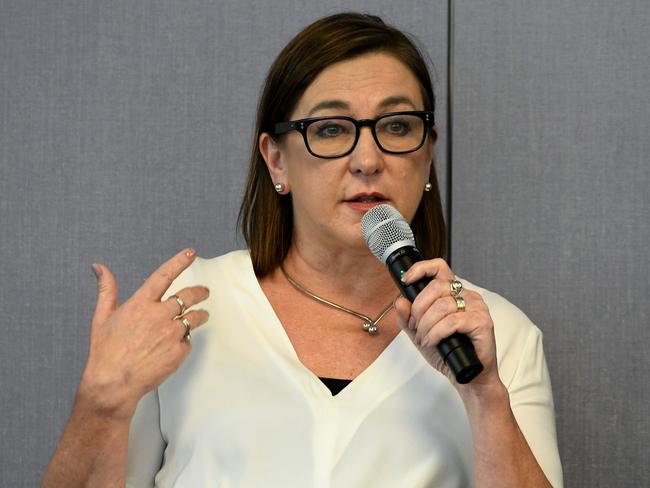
[402,268,413,282]
[203,286,210,295]
[408,316,416,330]
[185,248,196,258]
[91,263,102,278]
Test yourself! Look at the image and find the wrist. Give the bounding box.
[76,371,139,421]
[457,376,510,416]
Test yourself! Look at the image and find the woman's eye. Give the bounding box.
[315,123,346,138]
[380,120,411,135]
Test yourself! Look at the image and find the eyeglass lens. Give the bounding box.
[305,114,425,157]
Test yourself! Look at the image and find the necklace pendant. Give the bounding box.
[281,265,388,339]
[363,321,378,335]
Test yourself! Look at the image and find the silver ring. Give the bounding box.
[171,294,186,316]
[450,279,463,297]
[454,296,466,313]
[181,317,191,342]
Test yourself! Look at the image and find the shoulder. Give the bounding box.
[459,277,544,388]
[161,249,253,298]
[192,249,251,276]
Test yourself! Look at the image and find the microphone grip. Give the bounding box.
[386,247,484,384]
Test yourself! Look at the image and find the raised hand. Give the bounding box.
[77,248,210,419]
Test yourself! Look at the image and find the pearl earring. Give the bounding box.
[424,182,432,192]
[274,183,285,193]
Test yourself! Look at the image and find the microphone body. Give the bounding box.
[361,204,483,384]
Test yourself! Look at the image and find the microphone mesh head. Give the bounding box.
[361,204,416,264]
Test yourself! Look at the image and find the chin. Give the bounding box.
[340,226,370,252]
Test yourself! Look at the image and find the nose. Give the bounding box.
[348,127,384,175]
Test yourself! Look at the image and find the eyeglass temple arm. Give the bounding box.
[274,121,298,135]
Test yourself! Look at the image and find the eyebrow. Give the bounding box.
[306,96,418,117]
[306,100,349,117]
[378,96,417,110]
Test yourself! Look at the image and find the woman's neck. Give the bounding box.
[280,238,399,307]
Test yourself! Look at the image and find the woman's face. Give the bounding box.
[261,52,435,252]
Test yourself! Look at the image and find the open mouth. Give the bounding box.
[345,193,388,210]
[346,192,387,203]
[353,196,384,203]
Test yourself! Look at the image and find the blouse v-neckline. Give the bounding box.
[240,251,426,404]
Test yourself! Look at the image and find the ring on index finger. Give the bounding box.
[170,294,186,317]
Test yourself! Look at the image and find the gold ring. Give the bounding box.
[171,294,186,316]
[181,317,191,341]
[454,296,466,312]
[450,279,463,297]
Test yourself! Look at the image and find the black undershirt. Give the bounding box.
[319,377,352,396]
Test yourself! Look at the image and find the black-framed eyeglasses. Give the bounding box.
[274,111,436,159]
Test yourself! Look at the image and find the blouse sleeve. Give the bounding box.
[125,388,166,487]
[472,281,564,488]
[124,258,202,486]
[506,325,564,488]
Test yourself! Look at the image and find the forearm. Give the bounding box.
[42,392,133,488]
[461,383,552,488]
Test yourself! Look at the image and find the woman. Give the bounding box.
[43,13,562,487]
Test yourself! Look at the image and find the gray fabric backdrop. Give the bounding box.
[451,2,650,486]
[0,1,647,487]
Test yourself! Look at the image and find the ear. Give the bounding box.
[425,125,437,176]
[428,124,438,152]
[259,132,289,191]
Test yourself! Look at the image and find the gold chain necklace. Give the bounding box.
[280,265,397,335]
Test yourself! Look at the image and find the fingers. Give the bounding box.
[91,263,119,326]
[164,285,210,317]
[412,290,482,347]
[409,278,454,323]
[172,309,210,341]
[400,258,454,285]
[138,248,198,301]
[419,313,463,348]
[396,260,459,336]
[414,295,460,345]
[394,296,412,330]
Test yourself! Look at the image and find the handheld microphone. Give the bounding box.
[361,204,483,384]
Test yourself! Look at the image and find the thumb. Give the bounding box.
[91,263,118,326]
[394,295,413,331]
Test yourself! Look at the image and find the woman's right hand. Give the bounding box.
[76,248,210,420]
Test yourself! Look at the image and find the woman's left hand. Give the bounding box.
[393,258,501,390]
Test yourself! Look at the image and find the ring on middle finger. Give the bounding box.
[180,317,191,342]
[450,279,463,297]
[454,295,466,313]
[170,294,186,317]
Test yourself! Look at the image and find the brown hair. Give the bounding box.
[238,12,447,277]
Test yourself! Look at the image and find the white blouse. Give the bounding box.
[126,250,563,487]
